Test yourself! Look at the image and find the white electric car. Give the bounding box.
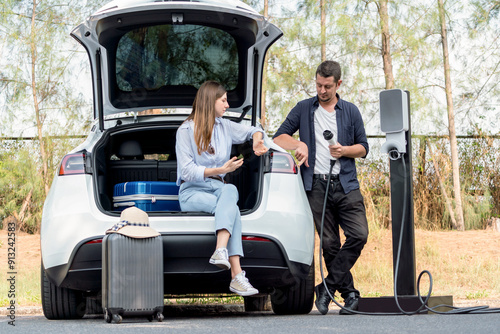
[41,0,314,319]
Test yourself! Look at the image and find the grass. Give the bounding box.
[0,231,42,307]
[466,290,489,300]
[343,227,500,301]
[0,260,41,307]
[168,296,244,305]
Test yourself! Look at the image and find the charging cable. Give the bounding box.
[317,154,500,315]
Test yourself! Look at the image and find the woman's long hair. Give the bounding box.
[186,81,227,155]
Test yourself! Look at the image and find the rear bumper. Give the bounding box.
[44,233,312,294]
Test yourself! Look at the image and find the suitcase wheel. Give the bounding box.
[147,312,164,322]
[105,310,122,324]
[105,310,112,323]
[112,314,123,324]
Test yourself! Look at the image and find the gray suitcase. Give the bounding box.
[102,233,164,323]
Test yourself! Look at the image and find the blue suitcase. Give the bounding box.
[113,181,181,212]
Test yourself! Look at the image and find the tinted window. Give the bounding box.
[115,24,239,92]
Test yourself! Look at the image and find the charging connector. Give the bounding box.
[388,149,401,161]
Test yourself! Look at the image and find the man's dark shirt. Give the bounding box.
[273,94,369,194]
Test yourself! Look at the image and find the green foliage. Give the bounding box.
[465,289,489,300]
[462,191,492,229]
[0,141,45,232]
[459,126,500,217]
[470,0,500,27]
[357,156,391,229]
[357,135,499,231]
[0,136,87,232]
[174,296,243,305]
[0,0,107,138]
[0,0,106,231]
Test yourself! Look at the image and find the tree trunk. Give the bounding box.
[321,0,326,62]
[438,0,464,230]
[30,1,50,195]
[12,189,33,232]
[378,0,395,89]
[416,137,427,194]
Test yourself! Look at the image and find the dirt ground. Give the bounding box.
[1,228,499,314]
[314,228,500,309]
[1,230,41,275]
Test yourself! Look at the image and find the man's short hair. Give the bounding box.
[316,60,342,83]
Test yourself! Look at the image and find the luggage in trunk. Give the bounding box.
[102,233,164,323]
[113,181,181,212]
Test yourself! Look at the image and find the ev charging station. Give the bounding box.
[358,89,452,312]
[380,89,416,297]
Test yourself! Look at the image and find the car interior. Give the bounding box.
[93,125,263,214]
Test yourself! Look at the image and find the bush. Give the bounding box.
[358,135,499,231]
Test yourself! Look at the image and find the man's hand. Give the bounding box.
[329,143,366,159]
[295,141,309,167]
[329,143,344,160]
[273,134,309,167]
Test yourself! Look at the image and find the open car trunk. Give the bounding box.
[92,121,264,215]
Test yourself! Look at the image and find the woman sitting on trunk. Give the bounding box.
[175,80,268,296]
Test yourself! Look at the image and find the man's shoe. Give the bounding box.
[209,247,231,270]
[339,292,359,315]
[314,284,332,315]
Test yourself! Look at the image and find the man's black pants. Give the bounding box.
[307,176,369,299]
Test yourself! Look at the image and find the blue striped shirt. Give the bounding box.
[175,117,263,185]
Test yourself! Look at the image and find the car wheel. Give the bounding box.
[270,261,315,315]
[85,296,104,316]
[41,264,86,319]
[244,295,269,312]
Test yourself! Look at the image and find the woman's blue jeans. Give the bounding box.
[179,179,243,257]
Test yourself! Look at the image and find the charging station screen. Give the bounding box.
[380,90,408,133]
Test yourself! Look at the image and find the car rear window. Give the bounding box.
[115,24,239,92]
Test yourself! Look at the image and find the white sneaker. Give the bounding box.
[229,271,259,296]
[209,248,231,270]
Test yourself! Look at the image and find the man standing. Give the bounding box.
[273,60,369,315]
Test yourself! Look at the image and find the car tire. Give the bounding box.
[244,295,269,312]
[41,264,86,319]
[85,296,104,316]
[270,261,314,315]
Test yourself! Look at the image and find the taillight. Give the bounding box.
[269,151,297,174]
[242,236,272,242]
[84,239,102,244]
[59,152,86,176]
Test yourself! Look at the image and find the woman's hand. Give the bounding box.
[204,156,243,177]
[222,156,244,173]
[253,139,268,156]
